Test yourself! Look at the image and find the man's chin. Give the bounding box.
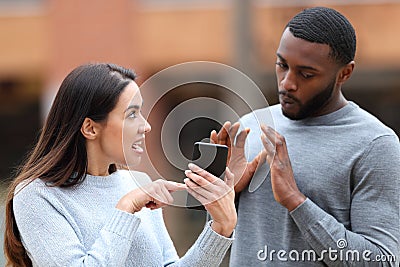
[281,107,304,121]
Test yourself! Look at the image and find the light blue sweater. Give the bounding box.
[230,102,400,266]
[13,170,233,266]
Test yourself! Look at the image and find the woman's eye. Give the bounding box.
[128,111,136,118]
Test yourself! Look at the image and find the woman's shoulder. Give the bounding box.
[15,178,47,197]
[13,178,60,216]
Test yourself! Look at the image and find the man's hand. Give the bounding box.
[261,125,306,211]
[211,121,265,192]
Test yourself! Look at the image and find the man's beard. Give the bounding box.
[281,78,336,120]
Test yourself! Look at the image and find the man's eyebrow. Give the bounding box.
[276,53,319,72]
[276,53,286,62]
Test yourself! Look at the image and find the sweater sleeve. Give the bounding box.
[13,185,141,267]
[169,221,234,267]
[153,208,233,267]
[290,135,400,266]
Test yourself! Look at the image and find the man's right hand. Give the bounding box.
[210,121,265,192]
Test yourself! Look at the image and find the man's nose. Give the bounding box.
[280,70,298,91]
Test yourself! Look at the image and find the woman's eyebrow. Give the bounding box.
[124,104,140,112]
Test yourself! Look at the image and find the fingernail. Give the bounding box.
[184,170,190,175]
[188,163,194,169]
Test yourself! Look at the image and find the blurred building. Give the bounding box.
[1,0,399,265]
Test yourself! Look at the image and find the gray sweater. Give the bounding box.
[230,102,400,266]
[13,170,233,266]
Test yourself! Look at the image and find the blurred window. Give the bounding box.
[0,0,42,2]
[254,0,400,6]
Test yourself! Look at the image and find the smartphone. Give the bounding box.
[186,142,228,210]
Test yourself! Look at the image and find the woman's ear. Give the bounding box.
[80,118,98,140]
[338,61,355,85]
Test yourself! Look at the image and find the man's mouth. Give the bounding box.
[279,92,299,107]
[280,95,295,104]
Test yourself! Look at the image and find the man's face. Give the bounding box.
[275,28,342,120]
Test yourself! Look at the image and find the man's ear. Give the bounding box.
[80,118,99,140]
[338,61,355,85]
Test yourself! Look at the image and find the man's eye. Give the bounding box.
[275,62,288,69]
[301,72,314,79]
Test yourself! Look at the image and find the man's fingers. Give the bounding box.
[261,124,289,161]
[210,130,218,144]
[224,167,234,188]
[261,124,276,144]
[228,122,240,143]
[236,128,250,148]
[249,150,267,172]
[261,133,274,154]
[217,121,231,145]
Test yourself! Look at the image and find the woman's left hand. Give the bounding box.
[184,163,237,237]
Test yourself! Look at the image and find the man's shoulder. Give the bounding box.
[348,102,397,138]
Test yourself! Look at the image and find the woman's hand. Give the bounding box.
[116,180,186,213]
[184,163,237,237]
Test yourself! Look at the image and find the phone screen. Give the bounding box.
[186,142,228,210]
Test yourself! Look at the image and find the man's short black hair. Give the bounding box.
[286,7,356,65]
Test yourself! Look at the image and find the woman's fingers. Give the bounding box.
[186,164,234,189]
[184,164,234,206]
[163,180,187,192]
[151,180,186,206]
[187,163,218,184]
[184,178,209,203]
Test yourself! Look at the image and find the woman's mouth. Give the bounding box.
[132,141,144,153]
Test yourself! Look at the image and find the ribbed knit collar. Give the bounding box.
[282,101,358,126]
[79,171,122,188]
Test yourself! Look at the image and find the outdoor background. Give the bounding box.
[1,0,400,266]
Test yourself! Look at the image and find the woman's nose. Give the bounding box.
[144,120,151,133]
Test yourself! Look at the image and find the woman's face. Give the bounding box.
[97,81,151,168]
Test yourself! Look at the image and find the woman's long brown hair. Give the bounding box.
[3,63,136,266]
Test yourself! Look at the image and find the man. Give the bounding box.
[212,7,400,266]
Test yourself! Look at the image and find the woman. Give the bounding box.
[3,63,236,266]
